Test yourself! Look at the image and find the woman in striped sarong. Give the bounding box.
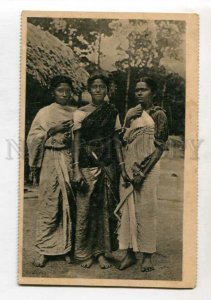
[117,76,168,272]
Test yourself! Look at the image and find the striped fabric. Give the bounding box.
[118,110,160,253]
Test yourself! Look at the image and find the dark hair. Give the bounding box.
[136,76,157,93]
[50,75,73,90]
[87,73,110,91]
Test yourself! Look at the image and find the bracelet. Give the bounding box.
[134,170,145,178]
[139,171,145,178]
[47,130,52,138]
[73,161,79,165]
[119,162,125,166]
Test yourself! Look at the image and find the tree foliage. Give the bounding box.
[27,17,186,135]
[28,18,114,71]
[112,19,185,70]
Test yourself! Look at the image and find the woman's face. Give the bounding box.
[89,79,107,104]
[135,81,153,108]
[54,83,72,105]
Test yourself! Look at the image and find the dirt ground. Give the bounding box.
[21,140,183,281]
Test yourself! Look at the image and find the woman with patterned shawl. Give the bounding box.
[73,73,130,269]
[27,75,77,267]
[117,76,168,272]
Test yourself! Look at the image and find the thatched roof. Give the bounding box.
[26,23,89,92]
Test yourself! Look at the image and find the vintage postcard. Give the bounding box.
[19,11,198,288]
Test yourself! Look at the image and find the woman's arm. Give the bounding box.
[123,105,143,129]
[132,146,163,188]
[113,132,130,186]
[73,130,80,165]
[72,130,84,185]
[133,109,168,188]
[27,109,47,169]
[47,120,73,138]
[113,132,124,166]
[144,109,168,176]
[142,147,163,175]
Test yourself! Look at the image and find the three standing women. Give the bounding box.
[28,73,168,272]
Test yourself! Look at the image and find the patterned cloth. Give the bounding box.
[27,102,76,255]
[118,107,168,253]
[74,103,121,167]
[73,102,120,260]
[74,165,119,260]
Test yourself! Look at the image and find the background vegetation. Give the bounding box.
[26,18,186,135]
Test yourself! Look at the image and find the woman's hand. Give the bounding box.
[126,104,143,122]
[73,167,83,184]
[29,167,39,186]
[63,130,72,143]
[73,168,88,192]
[120,168,131,188]
[48,120,73,137]
[132,174,145,190]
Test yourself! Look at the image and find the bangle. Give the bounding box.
[134,170,145,178]
[119,162,125,166]
[73,162,79,165]
[139,171,145,178]
[47,130,52,138]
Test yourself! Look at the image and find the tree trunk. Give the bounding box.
[161,80,166,108]
[97,33,102,68]
[124,33,133,114]
[125,67,131,114]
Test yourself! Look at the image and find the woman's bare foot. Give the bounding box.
[141,253,154,272]
[33,254,47,267]
[81,257,94,268]
[64,254,74,264]
[118,250,136,270]
[98,255,111,269]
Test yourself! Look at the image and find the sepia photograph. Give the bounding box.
[19,11,198,288]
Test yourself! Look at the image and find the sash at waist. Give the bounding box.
[125,126,154,145]
[45,145,70,150]
[79,136,116,168]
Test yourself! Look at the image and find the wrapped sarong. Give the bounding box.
[27,102,76,255]
[118,110,160,253]
[74,165,119,260]
[35,148,74,255]
[73,102,120,260]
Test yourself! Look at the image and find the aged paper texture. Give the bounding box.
[19,11,198,288]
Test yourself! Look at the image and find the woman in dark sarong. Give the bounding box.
[27,75,77,267]
[73,73,130,269]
